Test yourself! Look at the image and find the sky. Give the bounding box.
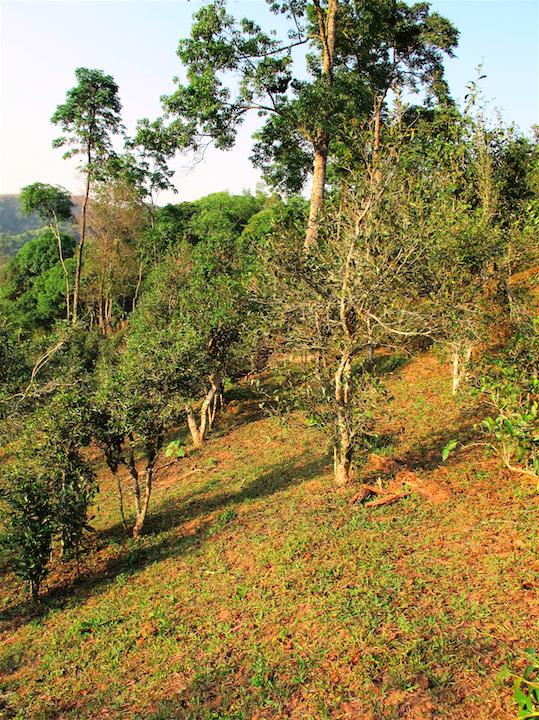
[0,0,538,204]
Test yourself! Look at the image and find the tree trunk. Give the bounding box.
[185,371,223,447]
[97,271,105,335]
[104,290,112,334]
[304,0,338,252]
[132,262,143,312]
[115,471,127,530]
[186,403,203,448]
[53,215,70,322]
[126,434,142,519]
[451,342,472,395]
[132,465,153,538]
[304,137,329,251]
[373,97,381,159]
[373,95,383,174]
[334,352,352,485]
[129,440,158,538]
[72,148,91,325]
[334,448,351,486]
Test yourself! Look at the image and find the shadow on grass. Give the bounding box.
[0,453,329,628]
[361,411,481,483]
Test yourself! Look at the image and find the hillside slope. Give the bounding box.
[0,353,538,720]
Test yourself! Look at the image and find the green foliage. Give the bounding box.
[0,389,96,598]
[34,391,95,555]
[0,195,42,236]
[0,467,55,601]
[20,183,73,224]
[160,0,457,192]
[7,227,75,284]
[477,322,539,485]
[0,228,76,331]
[51,67,123,171]
[165,440,186,459]
[0,229,40,265]
[441,439,458,462]
[0,323,28,418]
[515,649,539,719]
[498,650,539,719]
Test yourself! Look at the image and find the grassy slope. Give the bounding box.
[0,353,538,720]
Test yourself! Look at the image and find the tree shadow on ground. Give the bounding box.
[361,411,482,484]
[114,618,503,720]
[0,453,329,628]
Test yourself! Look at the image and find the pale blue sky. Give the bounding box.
[1,0,537,203]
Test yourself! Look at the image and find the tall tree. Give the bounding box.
[51,68,123,325]
[157,0,456,250]
[20,183,73,320]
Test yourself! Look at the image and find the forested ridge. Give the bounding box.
[0,1,538,718]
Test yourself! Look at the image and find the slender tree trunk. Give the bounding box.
[186,404,203,448]
[451,342,473,395]
[373,96,382,162]
[132,465,154,538]
[132,441,158,538]
[115,471,127,530]
[132,262,143,312]
[53,215,70,321]
[209,377,223,429]
[104,290,112,334]
[126,434,142,520]
[73,149,91,325]
[97,271,105,335]
[334,352,352,485]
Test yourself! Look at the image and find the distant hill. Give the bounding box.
[0,194,80,263]
[0,194,42,235]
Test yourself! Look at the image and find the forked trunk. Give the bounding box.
[185,371,223,447]
[132,465,153,538]
[130,440,158,538]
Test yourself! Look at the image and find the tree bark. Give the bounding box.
[451,342,472,395]
[186,404,203,448]
[115,471,127,530]
[52,214,70,321]
[72,146,92,325]
[132,262,143,312]
[132,464,153,538]
[304,0,338,252]
[129,440,158,538]
[334,352,352,485]
[304,136,329,251]
[185,371,223,447]
[126,434,142,519]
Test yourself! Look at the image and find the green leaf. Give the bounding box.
[441,439,458,462]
